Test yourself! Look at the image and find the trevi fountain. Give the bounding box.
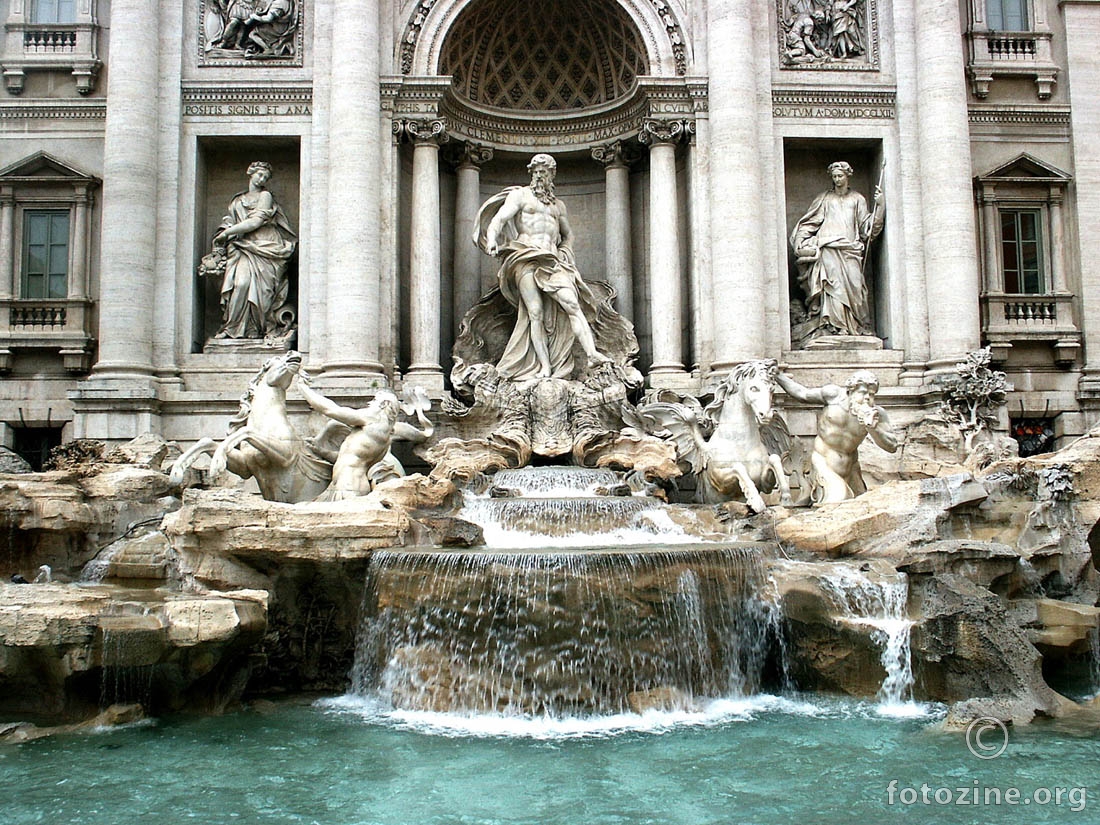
[1,151,1098,824]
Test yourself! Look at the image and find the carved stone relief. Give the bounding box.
[777,0,878,71]
[200,0,303,66]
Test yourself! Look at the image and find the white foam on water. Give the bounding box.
[317,693,934,739]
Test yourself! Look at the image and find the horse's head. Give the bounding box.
[730,359,779,426]
[261,350,302,390]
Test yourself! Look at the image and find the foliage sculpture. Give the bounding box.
[939,347,1012,455]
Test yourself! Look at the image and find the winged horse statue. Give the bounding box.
[630,359,794,512]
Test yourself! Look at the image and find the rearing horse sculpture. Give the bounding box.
[169,351,337,503]
[633,359,794,512]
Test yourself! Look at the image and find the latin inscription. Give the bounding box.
[772,105,894,119]
[183,103,312,117]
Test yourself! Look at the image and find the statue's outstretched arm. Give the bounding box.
[776,371,826,404]
[867,407,898,453]
[298,380,368,428]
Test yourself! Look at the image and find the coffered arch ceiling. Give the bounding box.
[439,0,650,111]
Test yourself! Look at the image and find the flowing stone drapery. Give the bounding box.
[91,0,159,378]
[915,0,981,368]
[452,142,493,320]
[640,119,688,379]
[591,141,635,322]
[325,0,384,378]
[403,119,448,391]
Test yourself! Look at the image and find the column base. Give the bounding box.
[402,365,446,396]
[645,368,695,393]
[69,374,162,441]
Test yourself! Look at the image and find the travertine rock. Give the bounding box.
[161,487,411,562]
[364,473,457,512]
[0,583,266,718]
[115,433,181,470]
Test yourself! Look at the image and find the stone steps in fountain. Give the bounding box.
[461,495,663,537]
[490,467,626,498]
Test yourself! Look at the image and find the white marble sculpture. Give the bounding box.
[297,377,434,500]
[474,153,612,380]
[201,161,298,343]
[789,161,884,345]
[633,360,794,512]
[169,351,338,503]
[775,368,897,503]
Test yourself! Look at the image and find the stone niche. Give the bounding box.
[395,148,659,376]
[783,138,888,350]
[192,138,301,352]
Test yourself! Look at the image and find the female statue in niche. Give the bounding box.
[789,160,884,345]
[204,161,298,342]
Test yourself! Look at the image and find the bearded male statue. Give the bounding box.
[473,153,612,381]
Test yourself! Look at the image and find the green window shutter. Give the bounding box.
[22,210,69,299]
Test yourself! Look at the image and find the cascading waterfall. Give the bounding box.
[819,567,915,707]
[98,605,157,710]
[349,546,779,716]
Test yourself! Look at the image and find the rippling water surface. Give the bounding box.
[2,695,1097,825]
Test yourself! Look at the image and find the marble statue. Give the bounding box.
[474,153,612,380]
[297,378,435,500]
[169,351,338,503]
[204,0,299,59]
[784,10,827,64]
[203,161,298,343]
[789,161,884,345]
[631,360,794,512]
[775,368,897,503]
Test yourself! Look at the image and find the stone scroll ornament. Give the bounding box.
[780,0,874,68]
[421,154,677,482]
[202,0,301,61]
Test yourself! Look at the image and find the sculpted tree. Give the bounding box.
[939,347,1011,455]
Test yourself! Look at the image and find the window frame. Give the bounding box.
[998,207,1045,295]
[20,207,71,300]
[28,0,77,25]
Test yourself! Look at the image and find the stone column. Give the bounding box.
[1049,186,1067,293]
[640,119,688,379]
[69,185,89,301]
[591,141,635,321]
[980,185,1001,293]
[1063,0,1100,396]
[402,119,448,392]
[324,0,384,379]
[91,0,159,378]
[0,187,13,299]
[708,0,765,369]
[452,142,493,320]
[915,0,982,367]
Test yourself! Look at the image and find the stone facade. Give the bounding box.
[0,0,1095,456]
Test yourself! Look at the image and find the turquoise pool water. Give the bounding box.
[1,695,1096,825]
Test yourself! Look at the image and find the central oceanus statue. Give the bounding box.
[169,351,337,502]
[632,360,795,512]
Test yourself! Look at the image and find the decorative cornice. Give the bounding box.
[771,87,895,119]
[967,104,1071,126]
[0,99,106,120]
